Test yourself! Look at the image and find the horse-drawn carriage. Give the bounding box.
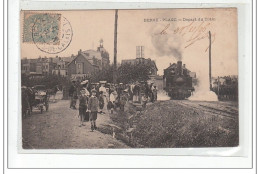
[22,85,49,117]
[33,85,49,113]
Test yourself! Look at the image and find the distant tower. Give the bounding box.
[99,38,103,48]
[136,46,144,58]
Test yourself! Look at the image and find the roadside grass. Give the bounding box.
[107,100,239,148]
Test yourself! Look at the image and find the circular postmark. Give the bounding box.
[32,14,73,54]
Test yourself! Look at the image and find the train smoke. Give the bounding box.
[189,71,218,101]
[151,24,183,61]
[189,31,218,101]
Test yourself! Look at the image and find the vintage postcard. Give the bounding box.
[20,9,238,149]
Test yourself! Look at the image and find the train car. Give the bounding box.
[163,61,194,100]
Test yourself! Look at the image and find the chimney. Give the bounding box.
[71,54,74,58]
[78,49,82,55]
[183,64,186,68]
[177,61,182,75]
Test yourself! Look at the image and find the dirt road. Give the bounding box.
[22,96,129,149]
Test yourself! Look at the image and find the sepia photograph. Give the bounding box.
[20,8,239,149]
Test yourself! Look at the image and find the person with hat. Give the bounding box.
[152,85,158,102]
[149,82,155,102]
[133,82,140,103]
[98,91,105,114]
[117,83,124,98]
[87,89,99,131]
[108,90,117,114]
[80,80,90,121]
[69,80,77,109]
[78,88,88,127]
[81,80,90,97]
[119,89,128,111]
[99,81,107,114]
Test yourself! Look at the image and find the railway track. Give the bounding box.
[177,100,238,120]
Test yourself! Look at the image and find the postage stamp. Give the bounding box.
[23,12,61,44]
[22,12,73,54]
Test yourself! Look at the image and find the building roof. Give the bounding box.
[51,56,74,63]
[121,58,158,71]
[80,52,96,66]
[83,50,102,60]
[67,52,100,67]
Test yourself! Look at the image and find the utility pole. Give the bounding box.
[113,9,118,84]
[209,31,212,91]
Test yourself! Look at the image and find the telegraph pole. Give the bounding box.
[209,31,212,91]
[113,9,118,84]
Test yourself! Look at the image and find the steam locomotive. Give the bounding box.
[163,61,195,100]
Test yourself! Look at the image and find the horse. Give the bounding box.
[47,85,60,102]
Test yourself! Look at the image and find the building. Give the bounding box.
[21,58,40,76]
[21,39,110,79]
[67,49,100,80]
[82,39,110,69]
[39,57,55,75]
[52,57,69,76]
[122,46,157,76]
[21,58,31,75]
[51,55,74,76]
[121,58,158,76]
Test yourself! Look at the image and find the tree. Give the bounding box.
[117,63,153,83]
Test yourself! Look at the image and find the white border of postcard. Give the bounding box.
[6,0,255,169]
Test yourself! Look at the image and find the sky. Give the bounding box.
[21,9,238,77]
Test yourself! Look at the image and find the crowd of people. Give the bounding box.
[68,79,158,131]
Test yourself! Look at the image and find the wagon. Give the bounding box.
[32,85,49,113]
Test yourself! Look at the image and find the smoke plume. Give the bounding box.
[189,71,218,101]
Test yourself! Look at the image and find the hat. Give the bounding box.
[80,81,86,85]
[81,80,89,85]
[123,89,128,92]
[91,89,97,93]
[99,81,107,84]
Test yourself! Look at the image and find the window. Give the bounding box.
[76,63,83,74]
